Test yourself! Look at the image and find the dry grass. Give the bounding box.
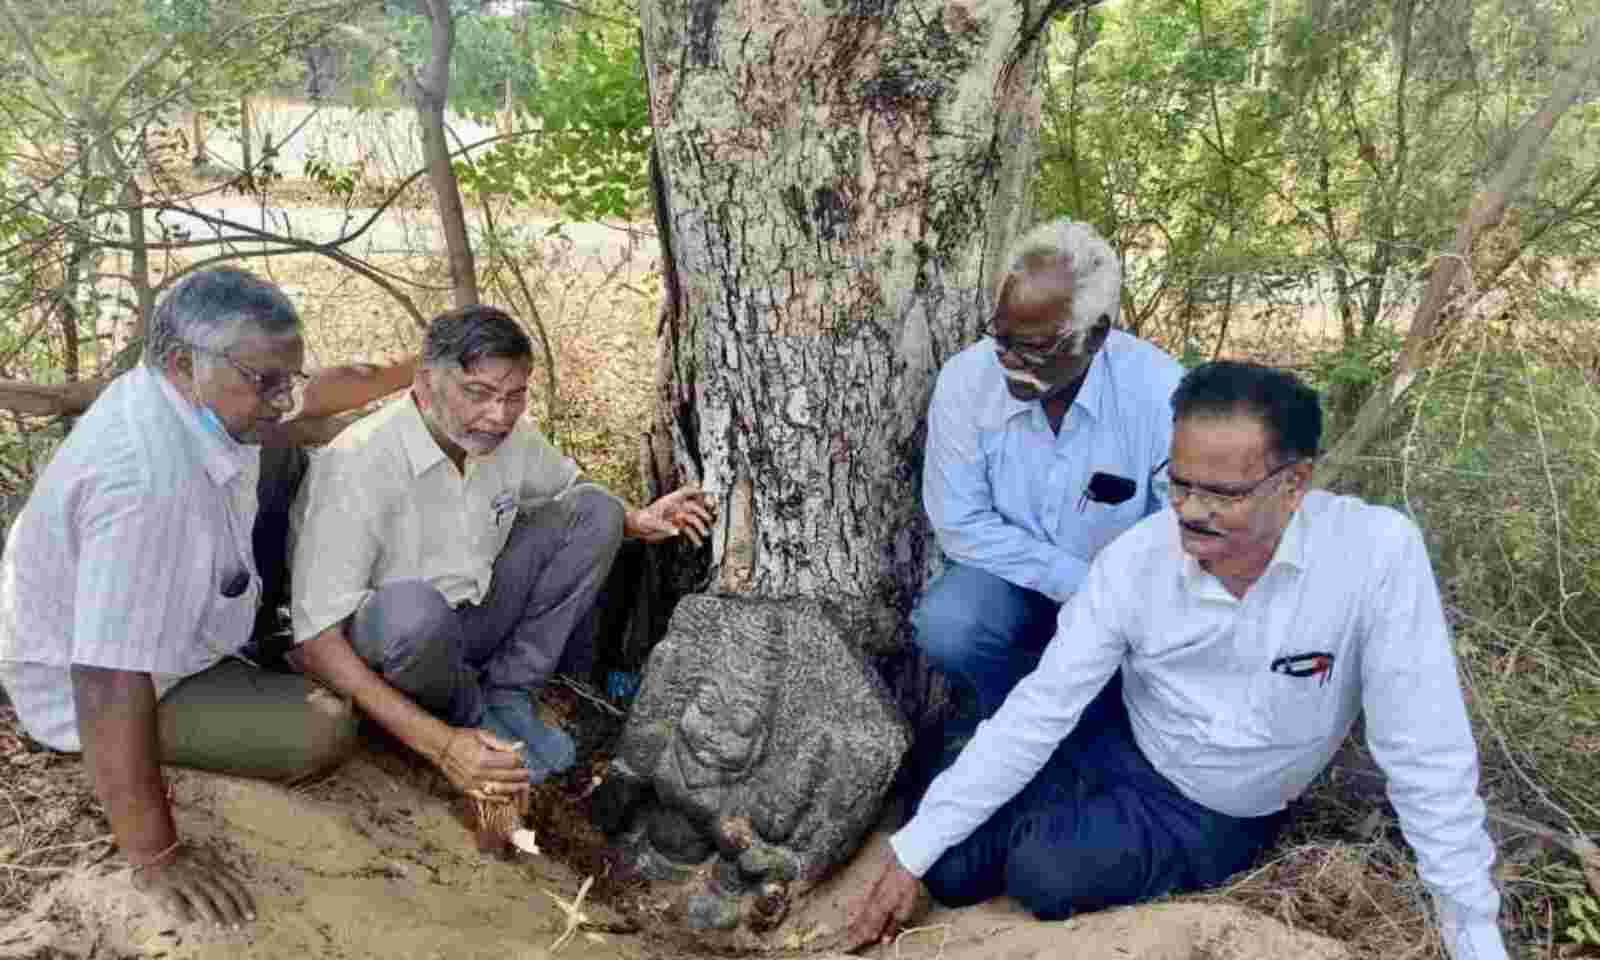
[0,704,113,922]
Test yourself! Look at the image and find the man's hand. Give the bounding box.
[626,484,716,546]
[131,844,255,928]
[437,727,529,802]
[841,847,928,953]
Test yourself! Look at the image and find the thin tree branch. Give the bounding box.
[1316,20,1600,488]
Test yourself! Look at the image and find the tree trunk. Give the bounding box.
[641,0,1065,712]
[240,96,254,177]
[191,110,207,168]
[413,0,479,307]
[124,178,154,351]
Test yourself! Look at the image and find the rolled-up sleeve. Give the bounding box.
[292,449,380,643]
[923,370,1088,603]
[1361,519,1505,960]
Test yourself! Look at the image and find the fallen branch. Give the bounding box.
[545,874,595,953]
[0,356,416,439]
[1483,808,1600,898]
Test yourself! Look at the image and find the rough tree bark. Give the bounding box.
[641,0,1086,708]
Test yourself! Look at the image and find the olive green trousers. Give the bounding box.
[156,658,358,783]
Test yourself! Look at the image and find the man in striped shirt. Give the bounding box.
[0,268,359,928]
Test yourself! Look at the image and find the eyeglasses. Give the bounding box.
[188,343,309,410]
[1154,458,1301,513]
[988,323,1074,368]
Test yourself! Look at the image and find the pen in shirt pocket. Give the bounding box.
[1271,651,1336,687]
[1077,472,1137,512]
[491,491,517,526]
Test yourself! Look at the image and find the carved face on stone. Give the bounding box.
[675,677,772,789]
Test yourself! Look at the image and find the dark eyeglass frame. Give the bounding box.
[986,321,1075,368]
[1153,457,1302,512]
[187,343,309,404]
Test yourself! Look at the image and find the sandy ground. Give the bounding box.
[0,754,1349,960]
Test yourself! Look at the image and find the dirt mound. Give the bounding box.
[779,832,1350,960]
[0,764,1348,960]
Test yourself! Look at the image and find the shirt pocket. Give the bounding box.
[1249,661,1339,746]
[200,567,260,663]
[1077,465,1149,554]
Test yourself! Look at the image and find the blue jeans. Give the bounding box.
[912,564,1061,721]
[921,679,1285,919]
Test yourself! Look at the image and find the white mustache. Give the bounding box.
[1002,367,1052,392]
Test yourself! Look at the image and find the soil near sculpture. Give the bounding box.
[0,691,1351,960]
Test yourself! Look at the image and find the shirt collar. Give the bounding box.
[397,390,450,478]
[992,343,1107,425]
[148,365,253,487]
[1178,504,1311,594]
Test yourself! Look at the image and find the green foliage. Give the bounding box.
[457,29,650,221]
[347,7,547,116]
[1569,893,1600,947]
[1036,0,1600,393]
[303,153,359,204]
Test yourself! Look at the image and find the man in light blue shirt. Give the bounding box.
[916,218,1183,720]
[848,362,1506,960]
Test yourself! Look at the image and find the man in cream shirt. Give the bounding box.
[292,304,711,801]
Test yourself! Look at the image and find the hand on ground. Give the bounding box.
[629,484,716,545]
[439,727,530,806]
[840,848,928,953]
[131,843,256,928]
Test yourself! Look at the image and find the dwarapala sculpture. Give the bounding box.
[593,594,909,938]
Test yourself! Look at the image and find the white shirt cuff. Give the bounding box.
[1447,916,1507,960]
[888,821,943,878]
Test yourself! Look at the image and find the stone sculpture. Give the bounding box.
[593,594,910,941]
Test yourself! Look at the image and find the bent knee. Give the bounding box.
[568,484,625,552]
[286,686,359,782]
[911,591,992,669]
[360,580,454,665]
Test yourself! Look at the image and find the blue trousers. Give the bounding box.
[921,678,1285,918]
[912,564,1061,721]
[347,487,624,727]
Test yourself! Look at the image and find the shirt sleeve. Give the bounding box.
[70,455,197,674]
[1360,517,1506,960]
[515,422,579,504]
[891,554,1127,875]
[291,448,381,643]
[922,366,1089,603]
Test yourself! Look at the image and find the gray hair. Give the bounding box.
[144,266,300,368]
[421,304,532,372]
[995,219,1122,338]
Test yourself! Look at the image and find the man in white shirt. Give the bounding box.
[293,305,712,803]
[917,219,1181,723]
[847,361,1507,960]
[0,267,360,929]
